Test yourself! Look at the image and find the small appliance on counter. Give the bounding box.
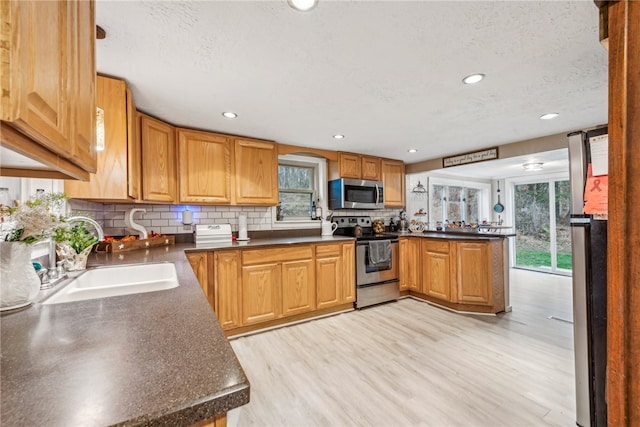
[195,224,233,246]
[398,210,409,232]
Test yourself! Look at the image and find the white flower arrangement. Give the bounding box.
[1,193,67,244]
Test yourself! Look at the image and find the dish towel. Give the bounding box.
[368,240,391,267]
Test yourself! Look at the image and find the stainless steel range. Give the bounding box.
[333,216,400,308]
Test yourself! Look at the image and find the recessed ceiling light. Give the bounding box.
[222,112,237,119]
[523,162,544,171]
[539,113,559,120]
[462,74,485,84]
[408,148,418,153]
[333,134,344,139]
[288,0,318,12]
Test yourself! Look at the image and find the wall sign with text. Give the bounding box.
[443,147,499,168]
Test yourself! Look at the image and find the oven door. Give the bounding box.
[356,241,398,286]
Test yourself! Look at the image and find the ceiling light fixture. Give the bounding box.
[222,112,237,119]
[408,148,418,153]
[462,74,485,85]
[287,0,318,12]
[523,162,544,171]
[333,134,344,139]
[539,112,559,120]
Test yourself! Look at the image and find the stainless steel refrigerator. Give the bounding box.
[568,127,608,427]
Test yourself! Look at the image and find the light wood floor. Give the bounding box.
[230,269,575,427]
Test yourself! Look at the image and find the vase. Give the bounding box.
[56,243,93,271]
[0,242,41,311]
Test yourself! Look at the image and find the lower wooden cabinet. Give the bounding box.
[187,242,355,334]
[399,237,420,291]
[214,251,242,330]
[316,243,355,309]
[401,237,506,314]
[185,252,212,302]
[421,239,453,301]
[342,243,356,303]
[281,259,316,316]
[242,263,280,325]
[316,255,342,309]
[457,242,491,306]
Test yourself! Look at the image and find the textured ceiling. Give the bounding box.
[95,0,608,165]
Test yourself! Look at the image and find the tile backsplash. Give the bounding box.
[68,200,401,237]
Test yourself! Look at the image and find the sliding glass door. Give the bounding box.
[512,177,571,275]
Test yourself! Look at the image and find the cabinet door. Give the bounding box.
[65,76,129,200]
[186,251,213,308]
[140,114,177,202]
[281,259,315,317]
[316,256,342,309]
[234,138,278,205]
[2,1,71,153]
[126,87,141,200]
[338,152,362,179]
[341,242,356,303]
[178,129,232,204]
[68,0,96,173]
[381,159,405,207]
[399,238,421,291]
[242,263,280,325]
[215,251,241,330]
[421,241,451,301]
[457,242,492,305]
[361,156,381,181]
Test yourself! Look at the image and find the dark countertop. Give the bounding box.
[394,230,514,240]
[188,235,355,251]
[1,243,249,427]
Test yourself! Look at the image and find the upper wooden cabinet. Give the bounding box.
[337,152,381,181]
[140,114,177,203]
[65,76,141,201]
[0,0,96,180]
[178,129,233,204]
[338,152,362,179]
[381,158,405,208]
[361,156,381,181]
[234,138,278,205]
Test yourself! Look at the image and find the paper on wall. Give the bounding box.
[589,134,608,176]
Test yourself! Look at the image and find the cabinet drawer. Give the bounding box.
[315,244,341,257]
[423,240,450,253]
[243,246,313,265]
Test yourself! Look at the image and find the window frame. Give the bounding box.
[271,154,327,229]
[428,176,491,226]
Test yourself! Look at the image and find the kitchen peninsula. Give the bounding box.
[398,231,511,315]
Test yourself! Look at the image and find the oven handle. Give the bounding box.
[356,239,399,246]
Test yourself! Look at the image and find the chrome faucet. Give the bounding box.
[66,216,105,242]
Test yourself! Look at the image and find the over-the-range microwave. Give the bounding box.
[328,178,384,210]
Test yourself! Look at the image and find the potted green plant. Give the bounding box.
[53,221,99,271]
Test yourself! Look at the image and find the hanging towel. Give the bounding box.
[369,240,391,267]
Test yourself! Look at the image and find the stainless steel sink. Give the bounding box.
[42,263,179,305]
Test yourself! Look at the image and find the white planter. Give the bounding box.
[0,242,41,311]
[56,243,93,271]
